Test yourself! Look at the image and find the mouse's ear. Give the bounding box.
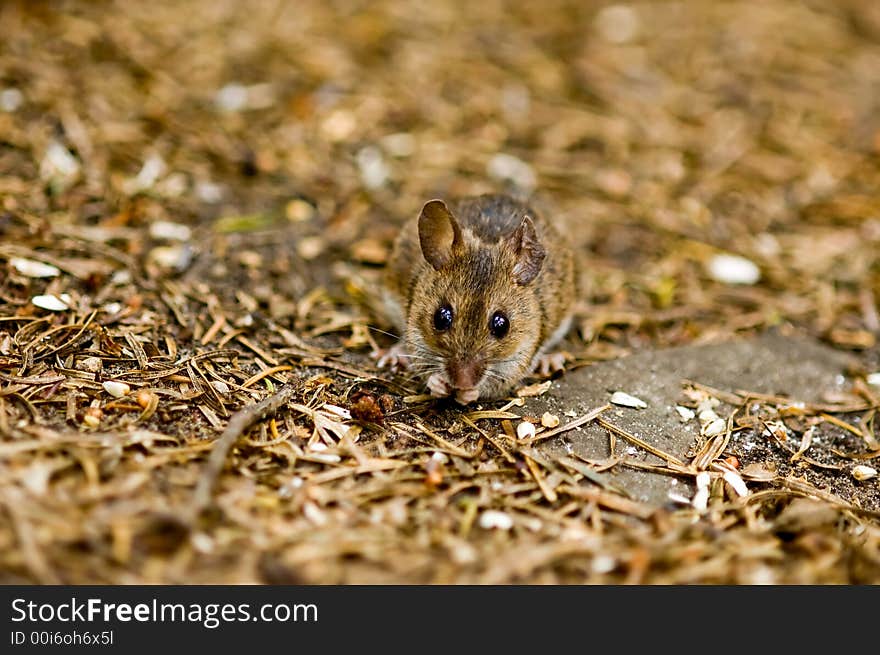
[510,215,545,285]
[418,199,462,270]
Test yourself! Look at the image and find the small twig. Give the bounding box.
[190,382,298,519]
[460,414,516,463]
[402,421,474,459]
[241,365,294,389]
[521,404,611,445]
[683,378,876,414]
[557,484,654,519]
[524,455,558,503]
[1,488,60,583]
[596,417,686,467]
[819,412,864,439]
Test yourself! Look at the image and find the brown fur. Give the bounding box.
[383,194,576,402]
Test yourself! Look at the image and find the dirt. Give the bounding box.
[1,0,880,584]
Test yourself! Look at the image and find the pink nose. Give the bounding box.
[447,360,483,390]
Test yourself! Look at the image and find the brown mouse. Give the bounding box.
[375,194,576,404]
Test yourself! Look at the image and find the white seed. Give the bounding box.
[40,141,80,184]
[698,409,720,423]
[310,452,342,464]
[852,465,877,482]
[667,491,692,505]
[21,461,53,496]
[322,404,352,420]
[595,5,640,44]
[102,381,131,398]
[675,405,695,421]
[321,109,356,142]
[196,181,224,203]
[82,412,102,428]
[148,244,192,271]
[149,220,191,242]
[610,391,647,409]
[744,564,778,585]
[297,236,325,260]
[11,257,60,278]
[478,510,514,531]
[214,82,275,113]
[356,145,390,190]
[381,132,416,157]
[302,501,327,526]
[591,554,617,574]
[157,172,187,198]
[754,233,781,257]
[696,397,720,413]
[487,153,536,191]
[123,153,166,194]
[79,356,103,373]
[0,87,23,112]
[449,541,478,565]
[516,420,536,440]
[82,406,103,428]
[431,451,449,464]
[214,82,249,112]
[701,417,727,437]
[692,471,711,511]
[210,380,230,394]
[32,294,70,311]
[867,372,880,386]
[285,198,315,223]
[111,270,132,285]
[541,412,560,428]
[500,83,530,121]
[191,533,214,554]
[722,469,749,497]
[707,253,761,285]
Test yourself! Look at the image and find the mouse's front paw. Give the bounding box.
[372,342,411,371]
[426,373,452,398]
[533,351,569,377]
[454,388,480,405]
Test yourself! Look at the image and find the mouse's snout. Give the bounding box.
[447,359,484,391]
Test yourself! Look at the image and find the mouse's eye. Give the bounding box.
[433,304,454,331]
[489,311,510,338]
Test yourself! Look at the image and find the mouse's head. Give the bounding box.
[406,199,546,404]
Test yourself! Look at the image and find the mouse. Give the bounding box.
[374,193,576,405]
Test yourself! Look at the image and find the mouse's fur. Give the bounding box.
[381,194,575,404]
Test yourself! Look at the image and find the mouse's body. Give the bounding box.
[378,194,576,404]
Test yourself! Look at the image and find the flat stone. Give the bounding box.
[526,332,855,507]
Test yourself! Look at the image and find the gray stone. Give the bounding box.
[526,332,854,507]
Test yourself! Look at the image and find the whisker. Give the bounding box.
[367,325,402,340]
[388,353,432,362]
[491,355,528,367]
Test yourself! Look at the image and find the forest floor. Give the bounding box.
[1,0,879,583]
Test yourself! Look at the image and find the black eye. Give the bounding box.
[433,304,454,331]
[489,311,509,338]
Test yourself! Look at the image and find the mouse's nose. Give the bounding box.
[447,360,484,390]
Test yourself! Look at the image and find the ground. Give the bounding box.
[1,0,879,583]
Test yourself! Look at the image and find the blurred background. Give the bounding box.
[2,0,879,359]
